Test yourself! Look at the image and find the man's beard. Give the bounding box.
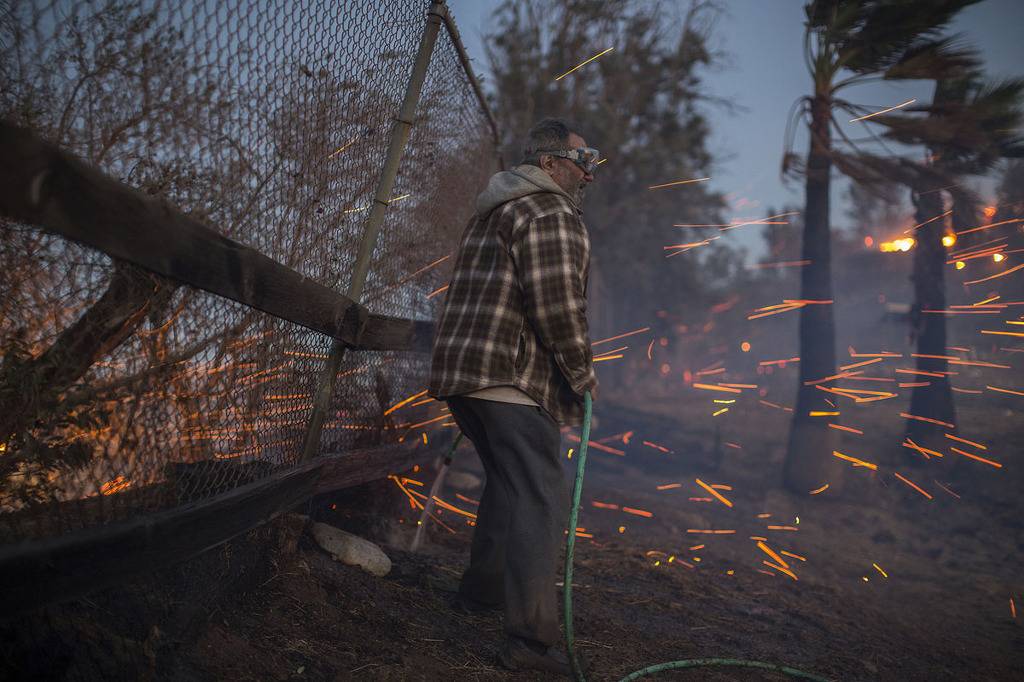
[574,182,587,205]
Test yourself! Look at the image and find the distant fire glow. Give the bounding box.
[941,233,956,247]
[879,237,915,252]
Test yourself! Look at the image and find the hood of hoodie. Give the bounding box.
[474,164,580,217]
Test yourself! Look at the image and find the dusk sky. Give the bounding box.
[446,0,1024,257]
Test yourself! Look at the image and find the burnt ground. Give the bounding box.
[3,383,1022,681]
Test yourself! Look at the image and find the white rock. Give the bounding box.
[446,470,482,491]
[310,522,392,577]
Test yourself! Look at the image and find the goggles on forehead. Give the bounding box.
[537,147,601,173]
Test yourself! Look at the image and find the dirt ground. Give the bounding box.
[4,381,1022,681]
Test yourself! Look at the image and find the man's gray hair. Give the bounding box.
[520,117,583,166]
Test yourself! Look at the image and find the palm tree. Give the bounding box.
[862,75,1024,453]
[779,0,980,494]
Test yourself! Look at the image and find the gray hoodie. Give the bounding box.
[474,164,580,217]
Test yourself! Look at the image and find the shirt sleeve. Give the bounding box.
[510,210,598,397]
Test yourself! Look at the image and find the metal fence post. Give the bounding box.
[436,7,505,170]
[298,1,447,463]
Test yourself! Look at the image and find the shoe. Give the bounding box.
[497,635,575,677]
[449,593,503,615]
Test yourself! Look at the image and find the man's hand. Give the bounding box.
[586,384,598,402]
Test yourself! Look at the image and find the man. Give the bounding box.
[427,117,599,676]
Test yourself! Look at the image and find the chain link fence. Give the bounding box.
[0,0,498,571]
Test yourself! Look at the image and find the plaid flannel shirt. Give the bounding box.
[428,177,597,426]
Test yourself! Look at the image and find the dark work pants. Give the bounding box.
[446,396,569,647]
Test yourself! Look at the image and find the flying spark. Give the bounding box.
[832,450,878,470]
[902,209,951,235]
[849,98,916,122]
[649,177,711,190]
[327,137,358,159]
[554,47,615,81]
[592,326,651,346]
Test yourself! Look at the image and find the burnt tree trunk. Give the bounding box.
[905,189,958,453]
[905,81,961,458]
[783,92,845,495]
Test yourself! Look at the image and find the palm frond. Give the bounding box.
[832,151,954,195]
[882,35,979,81]
[836,0,983,75]
[868,75,1024,172]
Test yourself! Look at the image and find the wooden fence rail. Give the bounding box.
[0,438,449,615]
[0,120,434,354]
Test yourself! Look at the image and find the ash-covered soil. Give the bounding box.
[4,390,1021,681]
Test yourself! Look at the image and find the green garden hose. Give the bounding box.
[563,391,832,682]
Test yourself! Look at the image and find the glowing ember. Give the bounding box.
[693,382,742,394]
[664,237,719,257]
[903,210,952,235]
[964,262,1023,285]
[567,434,625,456]
[893,472,932,499]
[622,506,653,518]
[695,478,733,507]
[839,357,883,371]
[384,389,429,416]
[759,357,800,367]
[592,326,651,346]
[899,412,955,429]
[832,450,878,470]
[763,561,798,580]
[327,137,358,158]
[949,447,1003,468]
[428,284,452,301]
[756,541,789,568]
[955,217,1023,236]
[553,46,615,81]
[903,437,944,460]
[100,475,131,496]
[944,433,987,450]
[986,384,1024,397]
[431,495,477,520]
[748,300,831,320]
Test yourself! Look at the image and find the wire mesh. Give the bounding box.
[0,0,499,548]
